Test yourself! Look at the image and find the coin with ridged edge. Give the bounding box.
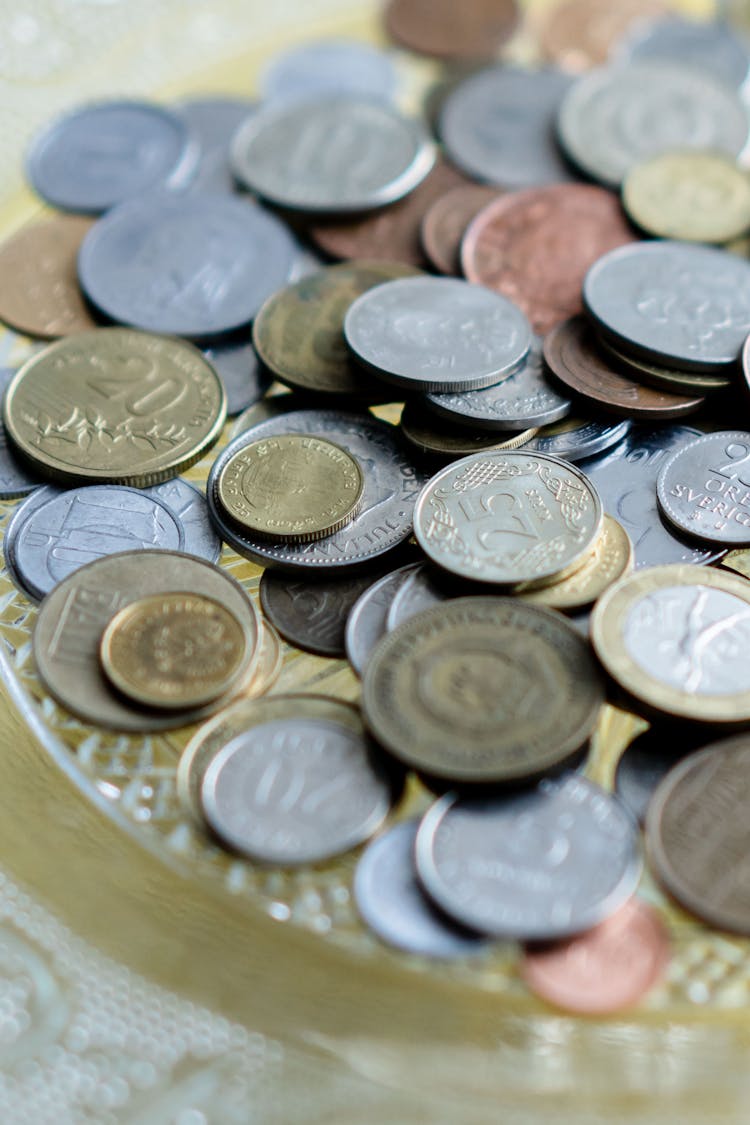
[656,431,750,547]
[515,515,633,610]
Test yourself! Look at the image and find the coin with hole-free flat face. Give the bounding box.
[515,515,633,610]
[363,597,605,782]
[144,478,221,564]
[522,417,630,462]
[345,563,420,677]
[385,0,518,59]
[420,184,501,276]
[201,333,271,417]
[656,431,750,546]
[176,96,256,194]
[400,404,538,460]
[260,39,397,103]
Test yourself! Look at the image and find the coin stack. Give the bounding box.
[5,0,750,1019]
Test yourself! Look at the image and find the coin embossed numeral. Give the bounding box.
[709,441,750,487]
[458,491,540,546]
[87,372,187,416]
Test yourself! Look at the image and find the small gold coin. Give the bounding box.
[623,150,750,244]
[217,433,364,542]
[3,328,226,486]
[515,516,633,610]
[100,593,253,711]
[400,402,538,458]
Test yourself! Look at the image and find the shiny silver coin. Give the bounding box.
[176,96,257,194]
[344,277,532,393]
[345,563,420,677]
[260,39,397,104]
[144,478,221,564]
[656,430,750,546]
[201,716,394,865]
[0,367,43,499]
[354,821,487,958]
[386,564,446,631]
[202,334,272,416]
[230,95,435,213]
[78,194,297,338]
[424,336,570,430]
[522,418,630,462]
[583,241,750,373]
[440,65,577,188]
[415,776,642,940]
[26,99,199,213]
[5,484,184,601]
[618,16,750,91]
[558,62,749,188]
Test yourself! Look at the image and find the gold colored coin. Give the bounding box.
[515,516,633,610]
[217,433,364,542]
[100,593,253,711]
[3,328,226,487]
[623,150,750,244]
[400,402,538,458]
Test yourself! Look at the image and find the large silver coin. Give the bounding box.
[260,39,397,104]
[354,821,487,958]
[200,716,394,865]
[656,431,750,546]
[558,62,749,188]
[618,16,750,91]
[176,96,256,194]
[385,564,447,631]
[425,336,570,430]
[344,277,531,393]
[522,417,630,462]
[440,66,577,188]
[0,367,43,499]
[413,451,602,586]
[345,563,420,677]
[415,777,642,940]
[144,478,222,563]
[583,242,750,373]
[230,95,435,213]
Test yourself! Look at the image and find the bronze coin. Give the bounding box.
[420,183,501,275]
[461,184,638,335]
[0,215,98,338]
[537,0,666,72]
[384,0,519,60]
[544,316,705,420]
[310,159,471,268]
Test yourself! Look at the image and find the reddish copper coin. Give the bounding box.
[420,184,501,275]
[310,159,471,268]
[538,0,666,72]
[522,898,669,1014]
[385,0,519,60]
[461,184,638,334]
[544,316,705,419]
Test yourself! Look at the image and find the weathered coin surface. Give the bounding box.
[414,451,602,586]
[385,564,447,631]
[619,14,750,90]
[656,431,750,547]
[33,550,260,732]
[415,776,641,939]
[201,714,395,865]
[201,333,271,417]
[78,194,296,338]
[354,821,487,958]
[143,478,221,564]
[439,66,575,188]
[176,96,256,194]
[100,592,252,710]
[363,597,605,782]
[420,184,500,276]
[583,241,750,372]
[0,216,98,338]
[345,563,420,677]
[623,151,750,245]
[539,0,667,71]
[400,404,538,460]
[596,335,732,395]
[544,316,705,419]
[0,368,43,500]
[592,564,750,722]
[522,417,630,462]
[646,734,750,934]
[230,95,435,213]
[385,0,518,59]
[615,722,705,825]
[516,515,633,610]
[26,99,198,212]
[344,277,532,393]
[260,39,397,103]
[557,62,749,188]
[425,337,570,431]
[4,329,226,487]
[217,433,364,542]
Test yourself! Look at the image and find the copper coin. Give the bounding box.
[538,0,667,72]
[310,159,471,268]
[420,184,500,275]
[384,0,519,60]
[522,898,669,1014]
[461,184,638,335]
[544,316,705,419]
[0,215,98,338]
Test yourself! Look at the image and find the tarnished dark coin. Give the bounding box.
[400,402,538,459]
[615,722,707,825]
[656,431,750,546]
[522,417,630,462]
[384,0,518,60]
[345,562,420,677]
[420,184,500,275]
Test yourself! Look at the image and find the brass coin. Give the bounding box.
[216,433,364,542]
[252,261,419,397]
[0,215,98,338]
[623,151,750,244]
[595,334,732,394]
[362,596,605,782]
[515,515,633,610]
[4,329,226,487]
[33,550,261,732]
[100,592,253,711]
[592,564,750,724]
[400,402,538,458]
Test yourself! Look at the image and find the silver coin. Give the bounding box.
[78,194,297,338]
[144,478,221,564]
[201,334,271,416]
[208,410,426,573]
[344,277,532,393]
[656,430,750,546]
[558,62,749,188]
[425,337,570,430]
[5,484,184,601]
[578,425,724,569]
[386,564,446,632]
[176,96,256,194]
[230,95,435,213]
[345,563,420,677]
[440,66,577,188]
[0,368,43,499]
[415,776,642,940]
[260,39,397,104]
[618,16,750,92]
[583,241,750,373]
[26,99,199,214]
[201,717,394,865]
[354,820,487,958]
[615,724,703,825]
[522,418,630,462]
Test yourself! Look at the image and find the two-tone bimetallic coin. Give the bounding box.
[656,431,750,546]
[345,563,421,677]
